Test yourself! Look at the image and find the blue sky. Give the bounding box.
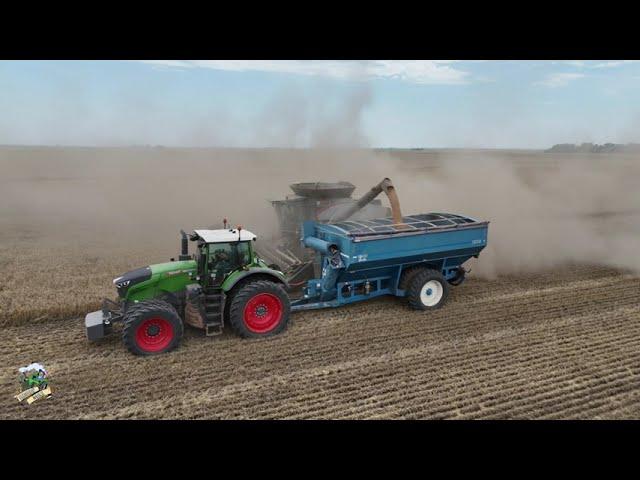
[1,60,639,148]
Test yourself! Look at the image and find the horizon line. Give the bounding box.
[0,144,544,151]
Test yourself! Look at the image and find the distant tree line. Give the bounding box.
[545,142,640,153]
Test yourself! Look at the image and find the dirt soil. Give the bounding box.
[1,147,639,419]
[2,264,639,419]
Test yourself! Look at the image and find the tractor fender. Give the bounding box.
[223,268,289,292]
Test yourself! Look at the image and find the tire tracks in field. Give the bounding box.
[5,274,640,416]
[233,309,640,419]
[1,267,638,419]
[209,310,640,419]
[76,303,640,419]
[27,274,639,397]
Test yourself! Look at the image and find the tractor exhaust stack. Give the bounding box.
[179,230,190,261]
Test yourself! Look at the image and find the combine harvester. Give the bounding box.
[256,179,392,286]
[85,178,489,355]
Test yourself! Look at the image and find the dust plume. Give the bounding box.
[0,85,377,248]
[382,150,640,277]
[2,146,639,279]
[1,79,638,279]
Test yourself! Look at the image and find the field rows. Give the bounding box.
[1,265,639,419]
[81,305,640,419]
[1,269,633,391]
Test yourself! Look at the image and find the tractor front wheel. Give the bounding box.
[122,300,184,355]
[229,280,290,338]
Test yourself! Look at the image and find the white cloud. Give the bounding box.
[140,60,470,85]
[142,60,191,68]
[561,60,636,69]
[535,72,585,88]
[561,60,587,68]
[591,60,633,69]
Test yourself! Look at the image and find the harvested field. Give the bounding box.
[1,147,639,419]
[1,264,639,419]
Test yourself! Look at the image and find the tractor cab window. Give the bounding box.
[208,241,250,272]
[196,242,207,273]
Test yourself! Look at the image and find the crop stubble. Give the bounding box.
[1,265,639,419]
[1,148,639,419]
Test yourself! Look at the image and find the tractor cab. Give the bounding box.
[192,228,257,286]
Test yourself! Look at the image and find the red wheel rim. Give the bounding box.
[243,293,283,333]
[135,317,174,352]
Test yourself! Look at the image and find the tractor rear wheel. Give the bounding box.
[229,280,290,338]
[122,299,184,355]
[407,269,449,310]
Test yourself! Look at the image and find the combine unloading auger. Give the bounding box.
[329,177,405,226]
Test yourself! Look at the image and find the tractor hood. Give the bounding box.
[113,260,197,299]
[149,260,197,275]
[113,266,152,291]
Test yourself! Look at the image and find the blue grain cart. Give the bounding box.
[291,213,489,311]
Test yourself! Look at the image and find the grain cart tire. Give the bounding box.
[399,265,425,291]
[229,280,290,338]
[407,269,449,310]
[122,299,184,356]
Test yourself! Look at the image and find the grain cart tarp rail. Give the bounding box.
[291,212,489,311]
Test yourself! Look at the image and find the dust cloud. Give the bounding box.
[386,151,640,277]
[0,82,638,278]
[1,146,639,278]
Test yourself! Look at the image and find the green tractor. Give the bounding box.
[85,226,290,355]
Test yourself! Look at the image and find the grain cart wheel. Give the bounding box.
[399,266,424,291]
[229,280,290,338]
[122,299,183,355]
[407,269,449,310]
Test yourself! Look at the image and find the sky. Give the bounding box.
[1,60,639,149]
